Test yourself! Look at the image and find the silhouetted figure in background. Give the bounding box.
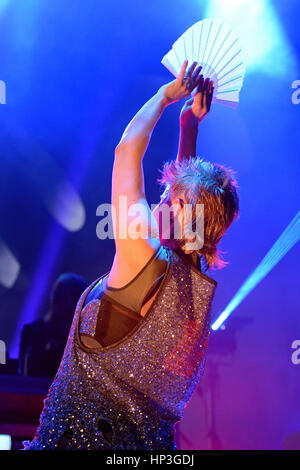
[19,273,88,378]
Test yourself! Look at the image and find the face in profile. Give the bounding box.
[152,190,197,252]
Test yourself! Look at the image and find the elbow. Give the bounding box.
[113,143,133,169]
[114,141,131,158]
[114,142,125,157]
[114,141,139,161]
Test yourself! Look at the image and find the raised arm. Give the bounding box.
[176,77,214,162]
[108,61,202,287]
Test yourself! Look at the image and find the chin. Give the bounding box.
[159,238,181,250]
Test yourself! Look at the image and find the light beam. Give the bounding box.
[212,210,300,330]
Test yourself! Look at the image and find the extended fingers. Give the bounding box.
[178,60,189,85]
[179,60,200,88]
[189,64,203,90]
[197,74,204,93]
[207,80,214,112]
[201,78,210,108]
[192,76,214,112]
[178,62,215,109]
[185,61,198,82]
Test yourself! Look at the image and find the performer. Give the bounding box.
[23,61,239,450]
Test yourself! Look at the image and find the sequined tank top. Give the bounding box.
[23,246,217,450]
[80,245,168,348]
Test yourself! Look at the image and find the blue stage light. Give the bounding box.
[212,210,300,330]
[0,435,11,450]
[0,240,20,288]
[0,0,10,13]
[47,179,86,232]
[10,223,65,357]
[205,0,297,76]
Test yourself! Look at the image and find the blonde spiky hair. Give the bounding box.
[158,157,239,270]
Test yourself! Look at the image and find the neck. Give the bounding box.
[174,248,202,272]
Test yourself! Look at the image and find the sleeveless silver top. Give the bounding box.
[23,246,217,450]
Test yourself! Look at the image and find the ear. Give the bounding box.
[176,198,184,208]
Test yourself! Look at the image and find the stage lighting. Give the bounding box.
[212,210,300,330]
[205,0,296,76]
[9,222,65,357]
[0,1,10,14]
[0,435,11,450]
[0,240,20,288]
[47,180,86,232]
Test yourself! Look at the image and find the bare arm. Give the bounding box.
[177,124,199,161]
[109,61,202,286]
[176,77,214,163]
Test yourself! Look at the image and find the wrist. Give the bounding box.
[180,113,199,129]
[157,85,174,108]
[180,120,199,132]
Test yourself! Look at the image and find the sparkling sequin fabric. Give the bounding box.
[23,248,216,450]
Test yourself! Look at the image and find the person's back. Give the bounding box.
[23,61,239,450]
[23,245,216,450]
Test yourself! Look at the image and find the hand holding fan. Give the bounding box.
[161,18,245,108]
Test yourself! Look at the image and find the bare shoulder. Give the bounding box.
[107,238,161,288]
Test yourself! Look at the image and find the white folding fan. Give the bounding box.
[161,18,245,108]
